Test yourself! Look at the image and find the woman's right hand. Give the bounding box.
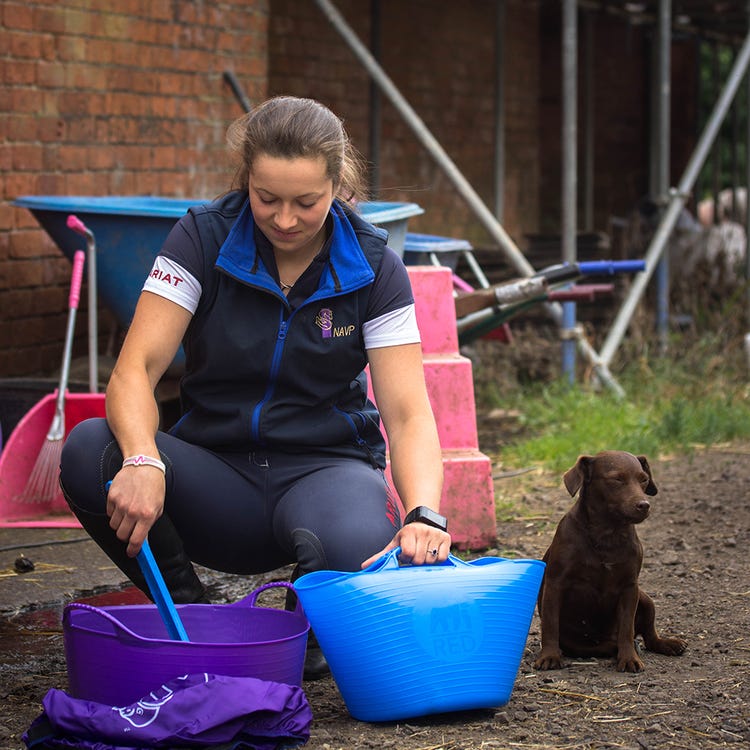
[106,466,165,557]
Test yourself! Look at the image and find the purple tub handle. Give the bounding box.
[231,581,304,616]
[64,602,161,645]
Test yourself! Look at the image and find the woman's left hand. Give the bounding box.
[361,521,451,569]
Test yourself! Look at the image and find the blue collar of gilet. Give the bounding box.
[215,199,377,296]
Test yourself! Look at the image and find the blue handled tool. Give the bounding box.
[136,538,190,641]
[535,259,646,284]
[577,260,646,275]
[105,481,189,641]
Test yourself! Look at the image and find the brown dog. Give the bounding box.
[534,451,687,672]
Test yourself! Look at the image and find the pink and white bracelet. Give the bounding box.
[122,454,166,474]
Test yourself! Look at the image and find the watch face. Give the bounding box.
[405,506,447,531]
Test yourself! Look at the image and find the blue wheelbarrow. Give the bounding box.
[13,195,424,372]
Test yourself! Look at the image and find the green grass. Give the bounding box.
[476,330,750,473]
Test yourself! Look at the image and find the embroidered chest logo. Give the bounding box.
[315,308,356,339]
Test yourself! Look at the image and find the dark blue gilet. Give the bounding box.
[169,191,389,468]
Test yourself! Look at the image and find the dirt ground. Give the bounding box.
[1,439,748,750]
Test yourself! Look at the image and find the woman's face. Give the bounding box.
[248,154,335,258]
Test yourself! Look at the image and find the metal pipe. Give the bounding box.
[746,2,750,325]
[731,46,740,220]
[561,0,578,382]
[463,250,492,290]
[712,42,722,222]
[368,0,382,197]
[494,0,506,222]
[599,28,750,369]
[562,0,577,267]
[223,71,252,113]
[655,0,671,351]
[583,10,595,232]
[694,38,704,214]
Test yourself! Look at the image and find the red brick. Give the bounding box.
[87,147,116,171]
[57,144,89,169]
[0,206,15,233]
[33,6,67,35]
[100,11,133,40]
[5,58,36,85]
[57,36,88,63]
[130,18,158,45]
[85,38,113,65]
[4,171,39,201]
[66,117,98,142]
[11,144,45,171]
[148,0,174,22]
[36,117,65,143]
[35,172,67,196]
[36,60,66,88]
[3,3,34,31]
[9,30,43,59]
[69,63,108,91]
[62,8,92,36]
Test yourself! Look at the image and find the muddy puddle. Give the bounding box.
[0,587,149,677]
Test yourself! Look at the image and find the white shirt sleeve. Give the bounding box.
[142,256,202,314]
[363,303,421,349]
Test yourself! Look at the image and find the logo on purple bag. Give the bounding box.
[316,308,333,338]
[114,681,179,728]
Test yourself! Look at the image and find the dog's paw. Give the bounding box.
[649,635,688,656]
[616,652,645,672]
[533,650,564,670]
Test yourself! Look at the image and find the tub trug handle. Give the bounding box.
[362,546,473,572]
[63,602,155,644]
[233,581,303,615]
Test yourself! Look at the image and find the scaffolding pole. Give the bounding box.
[655,0,671,351]
[494,0,506,222]
[561,0,578,383]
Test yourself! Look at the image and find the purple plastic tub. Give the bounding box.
[63,582,309,705]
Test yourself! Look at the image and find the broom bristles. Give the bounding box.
[16,436,64,504]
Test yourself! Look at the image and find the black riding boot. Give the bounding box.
[61,480,209,604]
[286,566,330,680]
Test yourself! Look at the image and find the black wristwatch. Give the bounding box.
[403,505,448,532]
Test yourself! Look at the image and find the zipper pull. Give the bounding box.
[278,320,288,340]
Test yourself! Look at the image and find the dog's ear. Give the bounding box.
[563,455,592,496]
[637,455,658,496]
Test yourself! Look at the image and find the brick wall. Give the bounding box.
[268,0,541,247]
[1,0,269,378]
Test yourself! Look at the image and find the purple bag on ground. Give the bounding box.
[23,673,312,750]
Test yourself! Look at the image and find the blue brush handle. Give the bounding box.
[136,539,190,642]
[535,259,646,285]
[105,481,189,641]
[577,260,646,275]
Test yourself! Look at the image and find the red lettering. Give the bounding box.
[150,269,184,287]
